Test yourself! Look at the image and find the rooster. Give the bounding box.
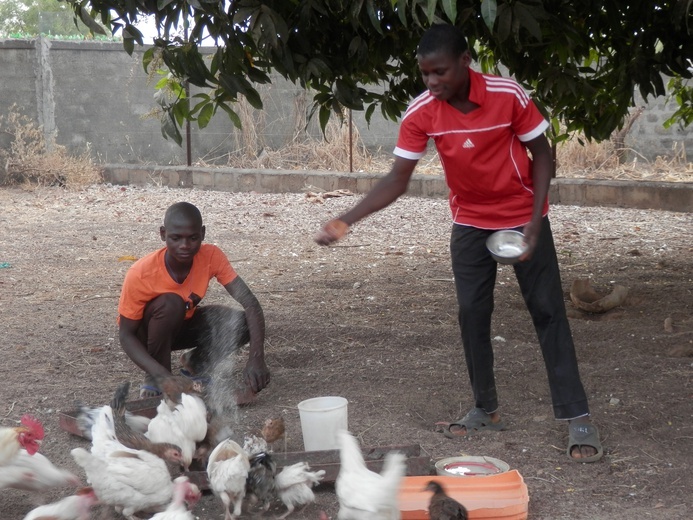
[207,438,251,520]
[425,480,468,520]
[22,486,98,520]
[149,475,202,519]
[274,461,326,519]
[146,388,208,471]
[0,414,44,464]
[335,430,406,520]
[1,448,81,492]
[110,381,184,466]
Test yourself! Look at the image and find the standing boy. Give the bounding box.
[118,201,270,399]
[315,24,602,462]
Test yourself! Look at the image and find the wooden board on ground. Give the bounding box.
[59,402,432,490]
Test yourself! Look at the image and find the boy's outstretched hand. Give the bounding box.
[315,218,349,245]
[244,358,270,394]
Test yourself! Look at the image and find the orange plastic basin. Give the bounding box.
[398,471,529,520]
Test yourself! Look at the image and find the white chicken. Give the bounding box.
[88,403,137,458]
[274,461,326,519]
[206,438,251,520]
[22,486,98,520]
[0,414,45,465]
[71,446,174,520]
[335,430,406,520]
[1,448,81,492]
[149,475,202,520]
[146,391,208,470]
[72,405,175,520]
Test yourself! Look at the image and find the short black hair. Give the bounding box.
[417,24,469,58]
[164,201,202,227]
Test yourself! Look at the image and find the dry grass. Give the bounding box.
[206,99,693,182]
[0,105,102,189]
[202,96,378,173]
[555,133,693,183]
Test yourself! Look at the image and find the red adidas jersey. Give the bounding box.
[394,68,550,229]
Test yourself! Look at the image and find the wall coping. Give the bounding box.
[103,164,692,213]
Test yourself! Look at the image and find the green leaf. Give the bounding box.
[318,105,331,135]
[161,110,182,146]
[142,48,156,74]
[365,0,383,35]
[394,0,408,26]
[197,102,214,129]
[350,0,365,20]
[122,35,134,56]
[496,3,512,43]
[77,4,106,35]
[480,0,498,32]
[219,103,242,129]
[424,0,436,25]
[441,0,458,23]
[243,87,264,110]
[513,2,542,42]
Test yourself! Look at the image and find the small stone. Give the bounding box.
[609,398,620,406]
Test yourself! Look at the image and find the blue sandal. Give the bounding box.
[180,368,211,386]
[139,384,162,398]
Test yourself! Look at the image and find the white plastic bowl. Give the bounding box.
[435,455,510,477]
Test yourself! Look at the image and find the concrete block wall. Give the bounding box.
[0,38,691,167]
[102,164,693,213]
[626,90,693,160]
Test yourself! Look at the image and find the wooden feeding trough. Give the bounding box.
[59,398,433,490]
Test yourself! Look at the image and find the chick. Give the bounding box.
[261,416,286,452]
[425,480,468,520]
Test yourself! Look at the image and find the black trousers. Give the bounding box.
[137,294,249,375]
[450,217,589,420]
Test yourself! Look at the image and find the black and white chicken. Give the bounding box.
[245,451,277,512]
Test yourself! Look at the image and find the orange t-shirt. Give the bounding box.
[118,243,238,321]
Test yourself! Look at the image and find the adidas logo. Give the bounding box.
[462,138,475,148]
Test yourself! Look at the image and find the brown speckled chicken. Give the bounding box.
[425,480,468,520]
[111,381,184,467]
[261,417,286,452]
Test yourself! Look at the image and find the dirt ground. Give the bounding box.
[0,184,691,520]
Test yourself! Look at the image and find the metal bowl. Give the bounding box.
[486,230,527,264]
